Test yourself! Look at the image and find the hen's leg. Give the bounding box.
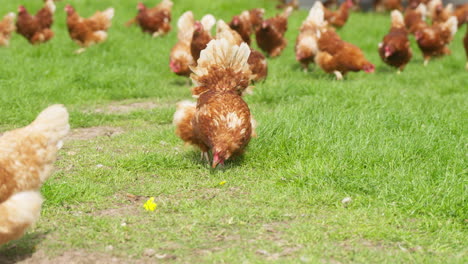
[333,71,343,80]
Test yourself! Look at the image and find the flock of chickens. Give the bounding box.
[0,0,467,250]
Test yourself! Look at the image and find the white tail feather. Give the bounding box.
[45,0,56,13]
[158,0,174,10]
[5,12,16,20]
[416,4,427,21]
[103,8,114,20]
[443,16,458,37]
[177,11,195,42]
[283,6,293,18]
[173,101,196,126]
[307,1,325,25]
[216,20,243,45]
[0,191,43,245]
[191,39,250,79]
[201,14,216,32]
[391,10,404,28]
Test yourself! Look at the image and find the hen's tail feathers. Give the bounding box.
[45,0,56,14]
[173,100,196,144]
[306,1,325,26]
[177,11,195,42]
[0,191,43,246]
[282,6,294,19]
[102,8,115,20]
[391,10,405,28]
[5,12,16,21]
[416,4,427,21]
[190,39,251,95]
[427,0,441,16]
[201,14,216,33]
[216,20,243,45]
[442,16,458,37]
[158,0,174,10]
[29,104,70,149]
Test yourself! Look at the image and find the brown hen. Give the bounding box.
[256,7,293,57]
[295,2,326,71]
[316,29,375,80]
[0,13,16,46]
[190,14,216,63]
[378,10,412,73]
[174,39,256,168]
[170,11,195,77]
[0,105,69,245]
[414,16,457,65]
[374,0,403,12]
[65,5,114,54]
[130,0,173,37]
[324,0,353,28]
[16,0,55,45]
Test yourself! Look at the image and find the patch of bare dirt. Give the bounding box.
[91,101,168,114]
[10,250,152,264]
[90,193,148,217]
[66,126,124,141]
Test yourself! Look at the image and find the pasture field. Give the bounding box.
[0,0,467,263]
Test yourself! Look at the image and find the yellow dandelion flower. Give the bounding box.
[143,197,157,211]
[219,181,227,186]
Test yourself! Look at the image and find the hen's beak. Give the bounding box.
[384,50,392,58]
[212,153,223,168]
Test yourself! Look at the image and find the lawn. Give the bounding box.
[0,0,467,263]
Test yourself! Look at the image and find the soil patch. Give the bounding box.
[91,101,168,114]
[14,250,152,264]
[66,126,124,141]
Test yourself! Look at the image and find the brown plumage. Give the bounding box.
[454,3,468,27]
[170,11,195,77]
[256,7,292,57]
[16,0,55,45]
[247,49,268,82]
[249,8,265,31]
[404,4,427,34]
[131,0,173,37]
[408,0,430,9]
[295,2,325,71]
[316,30,375,80]
[65,5,114,53]
[277,0,299,10]
[324,0,353,28]
[378,11,412,72]
[323,0,339,9]
[217,20,267,82]
[428,0,453,25]
[190,15,216,64]
[0,105,69,245]
[229,11,253,45]
[0,13,16,46]
[174,39,256,168]
[229,8,265,46]
[414,16,457,65]
[374,0,403,12]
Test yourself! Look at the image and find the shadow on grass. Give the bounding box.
[182,150,247,173]
[171,79,191,87]
[0,231,48,263]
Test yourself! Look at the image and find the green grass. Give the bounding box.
[1,0,467,263]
